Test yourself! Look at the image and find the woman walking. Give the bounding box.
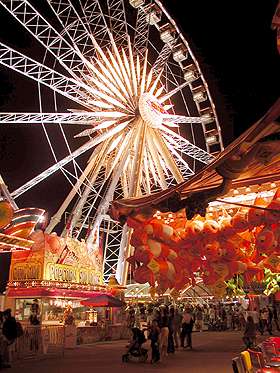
[181,307,194,349]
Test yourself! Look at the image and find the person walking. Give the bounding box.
[260,308,271,335]
[159,306,169,360]
[242,316,257,349]
[148,320,160,364]
[173,308,182,348]
[250,307,260,332]
[180,307,194,349]
[268,307,273,335]
[195,306,203,332]
[167,307,175,354]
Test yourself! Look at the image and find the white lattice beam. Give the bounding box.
[48,0,96,59]
[161,128,215,164]
[0,112,103,124]
[107,0,129,48]
[133,4,151,59]
[0,42,94,109]
[0,0,89,80]
[79,0,110,47]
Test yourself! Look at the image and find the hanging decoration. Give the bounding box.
[125,187,280,297]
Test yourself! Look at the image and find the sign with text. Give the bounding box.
[11,262,42,280]
[45,263,100,285]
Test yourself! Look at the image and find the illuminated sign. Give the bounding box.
[0,233,33,251]
[12,263,42,280]
[47,263,77,283]
[45,263,100,285]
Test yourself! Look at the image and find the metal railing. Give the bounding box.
[11,325,66,361]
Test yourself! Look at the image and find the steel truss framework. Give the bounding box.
[0,0,223,284]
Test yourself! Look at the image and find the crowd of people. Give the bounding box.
[124,302,280,363]
[125,304,195,363]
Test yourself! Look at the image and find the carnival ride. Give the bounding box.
[0,0,223,284]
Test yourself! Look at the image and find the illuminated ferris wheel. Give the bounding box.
[0,0,223,284]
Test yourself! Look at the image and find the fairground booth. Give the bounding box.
[5,231,107,325]
[111,100,280,306]
[0,201,127,329]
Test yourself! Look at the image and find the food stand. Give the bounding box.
[5,230,107,326]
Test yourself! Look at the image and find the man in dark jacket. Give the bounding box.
[2,309,17,367]
[2,309,17,343]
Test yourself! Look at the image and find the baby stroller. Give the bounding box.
[122,327,148,363]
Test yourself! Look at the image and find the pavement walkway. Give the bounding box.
[7,330,279,373]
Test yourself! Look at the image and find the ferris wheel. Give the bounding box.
[0,0,223,284]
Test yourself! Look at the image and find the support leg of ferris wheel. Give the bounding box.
[45,137,113,234]
[45,155,97,234]
[45,143,112,235]
[85,129,135,246]
[64,127,135,241]
[116,118,148,285]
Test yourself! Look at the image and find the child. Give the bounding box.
[243,316,256,349]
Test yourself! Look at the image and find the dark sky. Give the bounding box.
[0,1,279,290]
[163,0,279,142]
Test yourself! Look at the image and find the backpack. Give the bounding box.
[16,321,24,338]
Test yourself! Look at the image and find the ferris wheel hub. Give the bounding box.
[138,92,166,128]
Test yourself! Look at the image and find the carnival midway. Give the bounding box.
[0,0,279,372]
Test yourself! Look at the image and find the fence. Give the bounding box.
[10,323,129,361]
[11,325,65,361]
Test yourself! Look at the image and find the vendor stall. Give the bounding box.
[5,230,107,326]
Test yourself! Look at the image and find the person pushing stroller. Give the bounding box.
[122,327,148,363]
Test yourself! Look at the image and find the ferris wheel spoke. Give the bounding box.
[0,42,96,109]
[87,137,134,242]
[46,149,101,233]
[0,0,90,81]
[151,128,184,183]
[0,112,104,125]
[151,41,176,75]
[65,125,134,236]
[162,114,202,124]
[47,0,97,60]
[106,0,129,48]
[133,3,151,61]
[11,120,130,199]
[61,138,115,234]
[146,128,168,190]
[162,138,195,179]
[86,67,131,109]
[78,0,110,47]
[160,127,215,164]
[143,148,151,195]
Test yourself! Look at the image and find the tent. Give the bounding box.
[81,294,124,308]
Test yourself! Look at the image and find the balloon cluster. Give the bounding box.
[127,188,280,297]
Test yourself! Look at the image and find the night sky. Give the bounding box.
[0,1,279,290]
